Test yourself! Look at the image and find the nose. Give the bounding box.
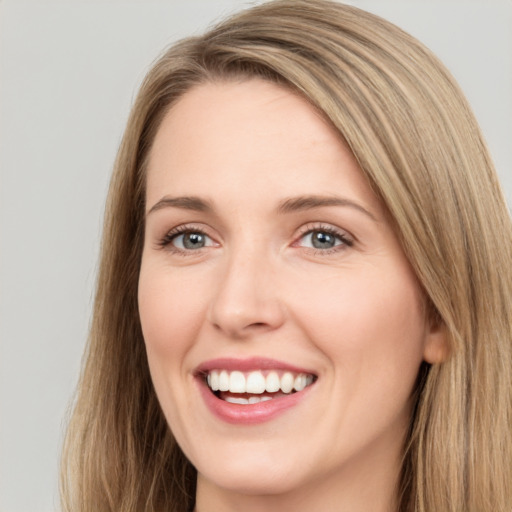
[207,249,286,339]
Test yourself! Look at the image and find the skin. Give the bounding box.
[138,79,446,512]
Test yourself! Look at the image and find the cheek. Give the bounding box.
[290,265,427,390]
[288,267,427,454]
[138,262,208,359]
[137,260,210,428]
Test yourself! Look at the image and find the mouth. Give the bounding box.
[195,357,318,423]
[203,369,316,405]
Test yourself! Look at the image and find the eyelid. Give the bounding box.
[154,221,354,256]
[292,222,354,252]
[156,223,219,253]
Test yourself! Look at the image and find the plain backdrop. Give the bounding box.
[0,1,511,511]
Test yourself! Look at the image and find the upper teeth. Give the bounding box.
[206,370,314,394]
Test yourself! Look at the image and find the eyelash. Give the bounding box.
[157,224,212,254]
[157,223,354,256]
[294,223,354,255]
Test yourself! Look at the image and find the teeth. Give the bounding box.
[280,372,294,393]
[266,371,280,392]
[248,396,273,404]
[225,395,275,405]
[208,371,219,391]
[229,371,246,393]
[219,370,229,391]
[206,369,315,395]
[294,374,307,391]
[246,371,267,393]
[225,396,249,404]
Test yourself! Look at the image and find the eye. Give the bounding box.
[296,226,353,252]
[158,226,217,252]
[173,231,213,250]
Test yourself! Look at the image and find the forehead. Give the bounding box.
[145,79,379,213]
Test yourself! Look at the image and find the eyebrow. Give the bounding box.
[277,195,377,221]
[147,196,213,216]
[147,194,377,221]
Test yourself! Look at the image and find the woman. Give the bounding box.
[60,1,512,511]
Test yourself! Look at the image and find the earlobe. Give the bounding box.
[423,321,450,364]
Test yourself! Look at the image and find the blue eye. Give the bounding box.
[298,228,352,250]
[171,231,213,250]
[159,226,216,252]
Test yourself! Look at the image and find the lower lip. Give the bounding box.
[197,378,314,425]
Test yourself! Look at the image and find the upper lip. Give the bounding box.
[195,357,317,376]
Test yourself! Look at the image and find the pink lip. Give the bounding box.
[195,357,316,375]
[194,357,317,425]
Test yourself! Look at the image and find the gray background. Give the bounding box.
[1,1,511,511]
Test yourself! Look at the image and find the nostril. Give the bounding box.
[207,289,286,337]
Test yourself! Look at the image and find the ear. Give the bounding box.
[423,318,449,364]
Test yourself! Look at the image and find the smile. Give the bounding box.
[206,370,315,404]
[195,358,318,423]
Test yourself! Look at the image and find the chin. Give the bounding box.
[195,453,306,496]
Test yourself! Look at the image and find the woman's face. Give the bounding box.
[139,79,444,503]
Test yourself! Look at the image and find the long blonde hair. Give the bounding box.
[60,1,512,510]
